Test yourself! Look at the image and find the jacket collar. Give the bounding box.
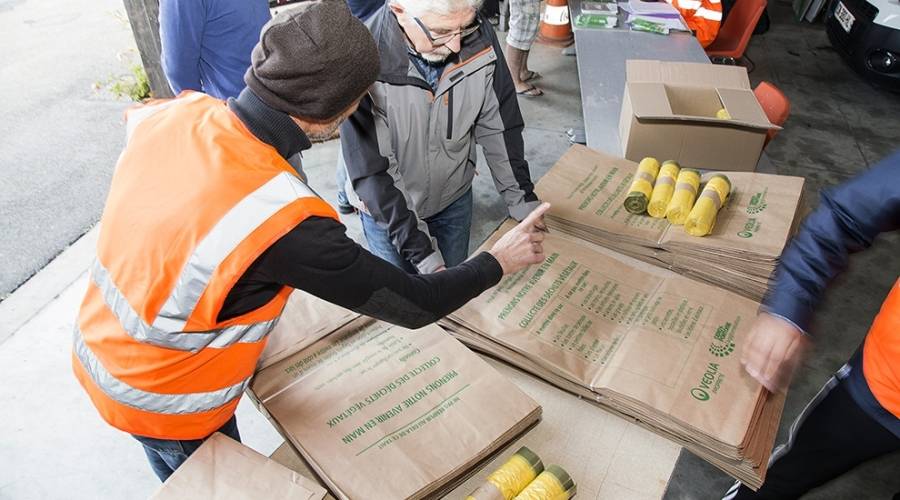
[227,88,312,161]
[368,7,495,89]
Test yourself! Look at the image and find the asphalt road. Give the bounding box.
[0,0,135,298]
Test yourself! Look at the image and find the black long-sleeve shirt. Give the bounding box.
[219,89,502,327]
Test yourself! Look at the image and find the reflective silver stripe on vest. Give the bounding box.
[90,259,278,352]
[73,326,248,414]
[152,172,317,333]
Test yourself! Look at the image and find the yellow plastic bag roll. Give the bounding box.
[647,160,680,218]
[623,157,660,215]
[665,169,701,225]
[716,108,731,119]
[685,174,732,237]
[466,447,544,500]
[513,465,576,500]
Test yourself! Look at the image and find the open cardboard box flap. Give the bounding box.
[717,88,781,130]
[626,59,751,89]
[627,82,780,131]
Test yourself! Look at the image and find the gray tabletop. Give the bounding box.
[570,0,709,154]
[569,0,776,172]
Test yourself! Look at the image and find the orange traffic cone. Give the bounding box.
[537,0,574,47]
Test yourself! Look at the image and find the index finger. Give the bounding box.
[521,203,551,228]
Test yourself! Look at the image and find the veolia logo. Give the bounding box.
[708,322,736,357]
[691,388,710,401]
[737,218,760,238]
[690,362,720,401]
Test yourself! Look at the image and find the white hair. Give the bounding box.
[392,0,484,17]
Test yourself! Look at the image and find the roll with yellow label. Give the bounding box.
[467,447,544,500]
[684,174,731,237]
[513,465,576,500]
[665,169,701,225]
[647,160,680,218]
[623,157,660,215]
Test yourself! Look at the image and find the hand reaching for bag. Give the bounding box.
[741,312,811,393]
[489,203,552,275]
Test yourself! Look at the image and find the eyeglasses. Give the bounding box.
[412,15,481,47]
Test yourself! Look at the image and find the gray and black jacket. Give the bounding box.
[339,7,540,273]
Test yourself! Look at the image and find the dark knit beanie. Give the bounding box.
[244,0,380,121]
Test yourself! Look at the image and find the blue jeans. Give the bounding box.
[132,415,241,482]
[360,189,473,273]
[336,164,350,207]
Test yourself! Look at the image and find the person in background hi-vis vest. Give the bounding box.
[725,151,900,499]
[665,0,722,47]
[72,0,551,483]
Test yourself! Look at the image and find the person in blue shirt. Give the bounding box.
[725,151,900,499]
[159,0,271,100]
[347,0,385,20]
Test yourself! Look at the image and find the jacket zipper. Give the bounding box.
[446,86,454,140]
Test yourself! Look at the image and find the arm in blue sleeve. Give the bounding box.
[158,0,205,94]
[763,151,900,332]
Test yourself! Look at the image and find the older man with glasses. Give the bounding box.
[338,0,543,274]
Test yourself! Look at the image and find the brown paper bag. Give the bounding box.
[445,222,783,489]
[251,316,541,500]
[150,433,327,500]
[269,353,684,500]
[533,145,805,300]
[534,147,671,243]
[257,291,358,371]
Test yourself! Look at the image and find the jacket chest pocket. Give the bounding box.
[440,86,478,148]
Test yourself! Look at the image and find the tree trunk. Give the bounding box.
[122,0,173,98]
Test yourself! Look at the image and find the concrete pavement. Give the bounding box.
[0,0,135,298]
[0,269,284,499]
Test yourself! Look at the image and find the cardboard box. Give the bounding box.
[150,433,327,500]
[619,60,779,172]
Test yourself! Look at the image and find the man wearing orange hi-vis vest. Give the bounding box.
[73,0,551,483]
[665,0,722,47]
[725,151,900,499]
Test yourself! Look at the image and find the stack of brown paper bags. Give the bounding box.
[248,293,542,500]
[441,223,784,490]
[269,353,685,499]
[533,145,806,301]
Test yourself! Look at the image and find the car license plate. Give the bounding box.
[835,2,855,33]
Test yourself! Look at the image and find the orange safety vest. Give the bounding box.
[666,0,722,47]
[862,278,900,419]
[72,92,338,440]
